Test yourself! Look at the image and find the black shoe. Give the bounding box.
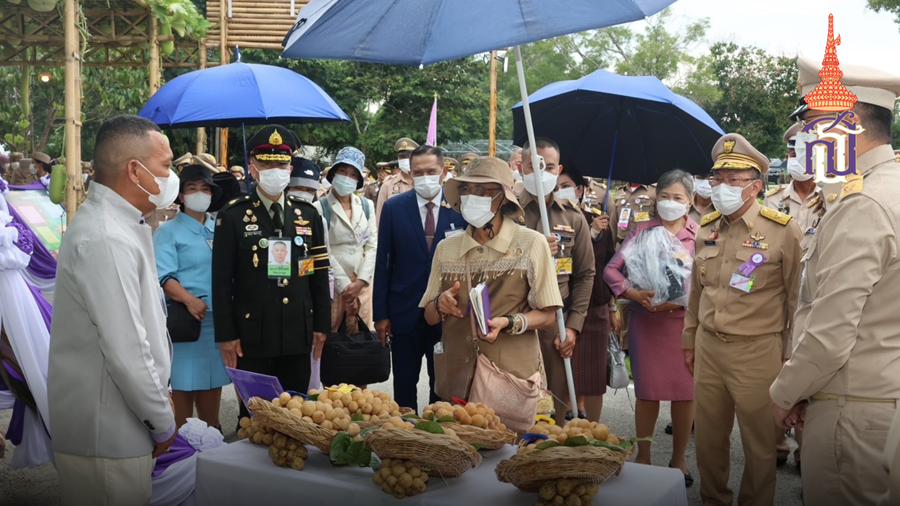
[664,423,673,435]
[577,411,587,419]
[777,457,788,466]
[669,461,693,488]
[565,411,574,421]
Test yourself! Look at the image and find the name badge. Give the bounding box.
[267,238,292,278]
[805,227,816,235]
[729,273,755,293]
[617,207,631,229]
[298,258,315,277]
[634,212,650,222]
[556,257,573,275]
[445,229,464,238]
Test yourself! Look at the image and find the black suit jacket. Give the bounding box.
[212,191,330,358]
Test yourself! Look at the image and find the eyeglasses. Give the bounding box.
[458,184,503,197]
[708,177,757,187]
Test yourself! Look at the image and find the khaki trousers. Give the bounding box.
[55,452,153,506]
[539,328,568,424]
[802,397,895,506]
[694,327,781,506]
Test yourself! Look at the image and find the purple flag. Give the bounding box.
[426,95,437,146]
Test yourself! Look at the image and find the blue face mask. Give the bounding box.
[332,174,358,197]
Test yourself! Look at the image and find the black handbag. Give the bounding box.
[166,299,202,344]
[320,314,391,386]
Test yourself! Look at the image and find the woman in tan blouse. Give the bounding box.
[420,156,563,402]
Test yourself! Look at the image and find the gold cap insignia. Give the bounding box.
[269,130,283,146]
[400,140,409,150]
[723,139,735,154]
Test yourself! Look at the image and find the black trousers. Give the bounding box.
[390,318,441,412]
[236,353,311,420]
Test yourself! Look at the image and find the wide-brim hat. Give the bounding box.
[444,156,523,218]
[31,152,51,166]
[291,157,321,190]
[326,146,365,189]
[176,164,222,207]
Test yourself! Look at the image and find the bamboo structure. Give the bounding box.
[63,0,82,223]
[196,38,208,154]
[148,13,160,95]
[206,0,309,50]
[488,50,498,157]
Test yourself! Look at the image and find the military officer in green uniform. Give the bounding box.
[213,125,331,419]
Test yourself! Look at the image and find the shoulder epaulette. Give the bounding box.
[222,195,251,210]
[760,206,792,226]
[700,210,722,227]
[287,194,314,204]
[839,174,863,201]
[765,185,783,198]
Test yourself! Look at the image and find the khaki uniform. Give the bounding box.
[880,407,900,506]
[375,172,413,223]
[770,145,900,506]
[362,180,379,202]
[419,217,563,402]
[688,197,714,226]
[684,201,802,506]
[519,192,596,421]
[144,206,179,233]
[763,182,824,252]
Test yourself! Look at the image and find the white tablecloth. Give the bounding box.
[195,441,687,506]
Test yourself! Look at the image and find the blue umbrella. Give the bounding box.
[280,0,680,408]
[138,61,350,128]
[512,70,725,188]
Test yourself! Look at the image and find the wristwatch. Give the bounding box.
[609,305,618,313]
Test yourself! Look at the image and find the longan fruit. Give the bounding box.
[591,425,609,441]
[392,488,406,500]
[465,403,478,416]
[302,416,313,423]
[252,432,264,444]
[471,414,485,428]
[459,413,473,426]
[312,411,325,424]
[348,400,359,413]
[412,477,426,493]
[381,482,393,495]
[408,465,421,478]
[290,408,303,418]
[373,473,384,486]
[362,403,373,414]
[340,394,352,406]
[389,416,405,427]
[239,417,251,429]
[262,433,275,446]
[300,401,316,417]
[279,392,292,404]
[324,407,337,420]
[606,435,620,445]
[379,465,392,479]
[382,422,394,430]
[316,401,328,412]
[475,406,487,417]
[308,388,320,396]
[386,475,398,487]
[348,423,360,436]
[398,473,413,488]
[333,400,344,409]
[271,398,282,407]
[339,418,350,431]
[564,494,582,506]
[552,494,565,506]
[391,463,407,477]
[557,433,568,445]
[321,420,334,430]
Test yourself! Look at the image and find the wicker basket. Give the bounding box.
[364,428,483,478]
[495,444,633,492]
[441,423,516,450]
[247,397,336,453]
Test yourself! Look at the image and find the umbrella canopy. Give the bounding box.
[138,61,350,129]
[512,69,724,185]
[282,0,677,65]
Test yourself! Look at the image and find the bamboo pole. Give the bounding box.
[488,50,498,157]
[196,38,207,154]
[218,0,229,166]
[148,13,160,96]
[63,0,81,222]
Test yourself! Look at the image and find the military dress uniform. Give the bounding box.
[212,126,331,415]
[770,59,900,506]
[684,134,802,506]
[375,138,418,223]
[519,191,596,422]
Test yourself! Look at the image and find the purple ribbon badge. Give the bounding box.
[738,253,765,276]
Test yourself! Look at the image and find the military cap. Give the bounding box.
[248,125,300,163]
[9,152,22,161]
[81,161,92,171]
[173,152,193,167]
[460,153,478,166]
[31,152,51,166]
[290,157,321,190]
[711,133,769,174]
[229,165,245,180]
[790,57,900,119]
[444,157,459,170]
[191,153,217,172]
[387,160,399,168]
[394,137,419,153]
[783,123,802,148]
[375,161,389,169]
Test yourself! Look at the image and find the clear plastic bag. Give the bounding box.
[619,227,693,306]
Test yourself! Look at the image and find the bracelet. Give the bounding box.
[520,314,529,334]
[508,313,528,335]
[433,293,445,321]
[609,305,618,313]
[503,315,515,333]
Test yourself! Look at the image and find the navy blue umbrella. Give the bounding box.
[138,61,349,128]
[512,70,725,189]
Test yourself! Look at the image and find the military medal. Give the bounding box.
[827,193,837,203]
[751,231,765,242]
[251,215,258,224]
[253,200,261,208]
[294,208,301,216]
[246,224,259,231]
[294,236,304,246]
[243,215,250,223]
[296,226,312,236]
[259,238,269,248]
[253,253,259,268]
[742,240,769,250]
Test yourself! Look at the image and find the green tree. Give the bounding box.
[868,0,900,26]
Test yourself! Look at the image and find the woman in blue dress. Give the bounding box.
[154,165,230,429]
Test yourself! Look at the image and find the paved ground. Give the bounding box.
[0,361,803,506]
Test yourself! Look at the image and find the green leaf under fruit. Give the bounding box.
[563,435,590,447]
[436,416,456,423]
[330,432,374,467]
[351,413,364,422]
[535,440,561,450]
[308,394,319,401]
[471,443,487,450]
[414,420,446,435]
[404,414,422,420]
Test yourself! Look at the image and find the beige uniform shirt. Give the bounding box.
[763,183,824,251]
[683,201,803,358]
[688,197,714,226]
[609,184,656,244]
[771,145,900,408]
[375,172,413,223]
[419,217,563,401]
[363,180,379,202]
[519,192,596,332]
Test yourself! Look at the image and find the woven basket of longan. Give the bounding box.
[423,401,516,450]
[364,427,483,478]
[247,397,337,453]
[495,444,633,492]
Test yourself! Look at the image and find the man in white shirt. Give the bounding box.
[48,115,178,506]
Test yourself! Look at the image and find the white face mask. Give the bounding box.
[253,165,291,196]
[137,161,180,210]
[555,187,578,203]
[289,190,316,202]
[184,191,212,212]
[694,179,712,199]
[413,174,442,199]
[711,181,752,216]
[787,157,813,182]
[10,162,18,170]
[522,170,558,197]
[332,174,358,196]
[460,194,499,228]
[81,173,89,184]
[321,178,332,190]
[28,164,36,175]
[398,158,411,173]
[512,170,523,182]
[657,199,688,221]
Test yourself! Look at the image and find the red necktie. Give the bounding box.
[425,202,435,250]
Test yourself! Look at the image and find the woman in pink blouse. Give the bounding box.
[603,169,698,487]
